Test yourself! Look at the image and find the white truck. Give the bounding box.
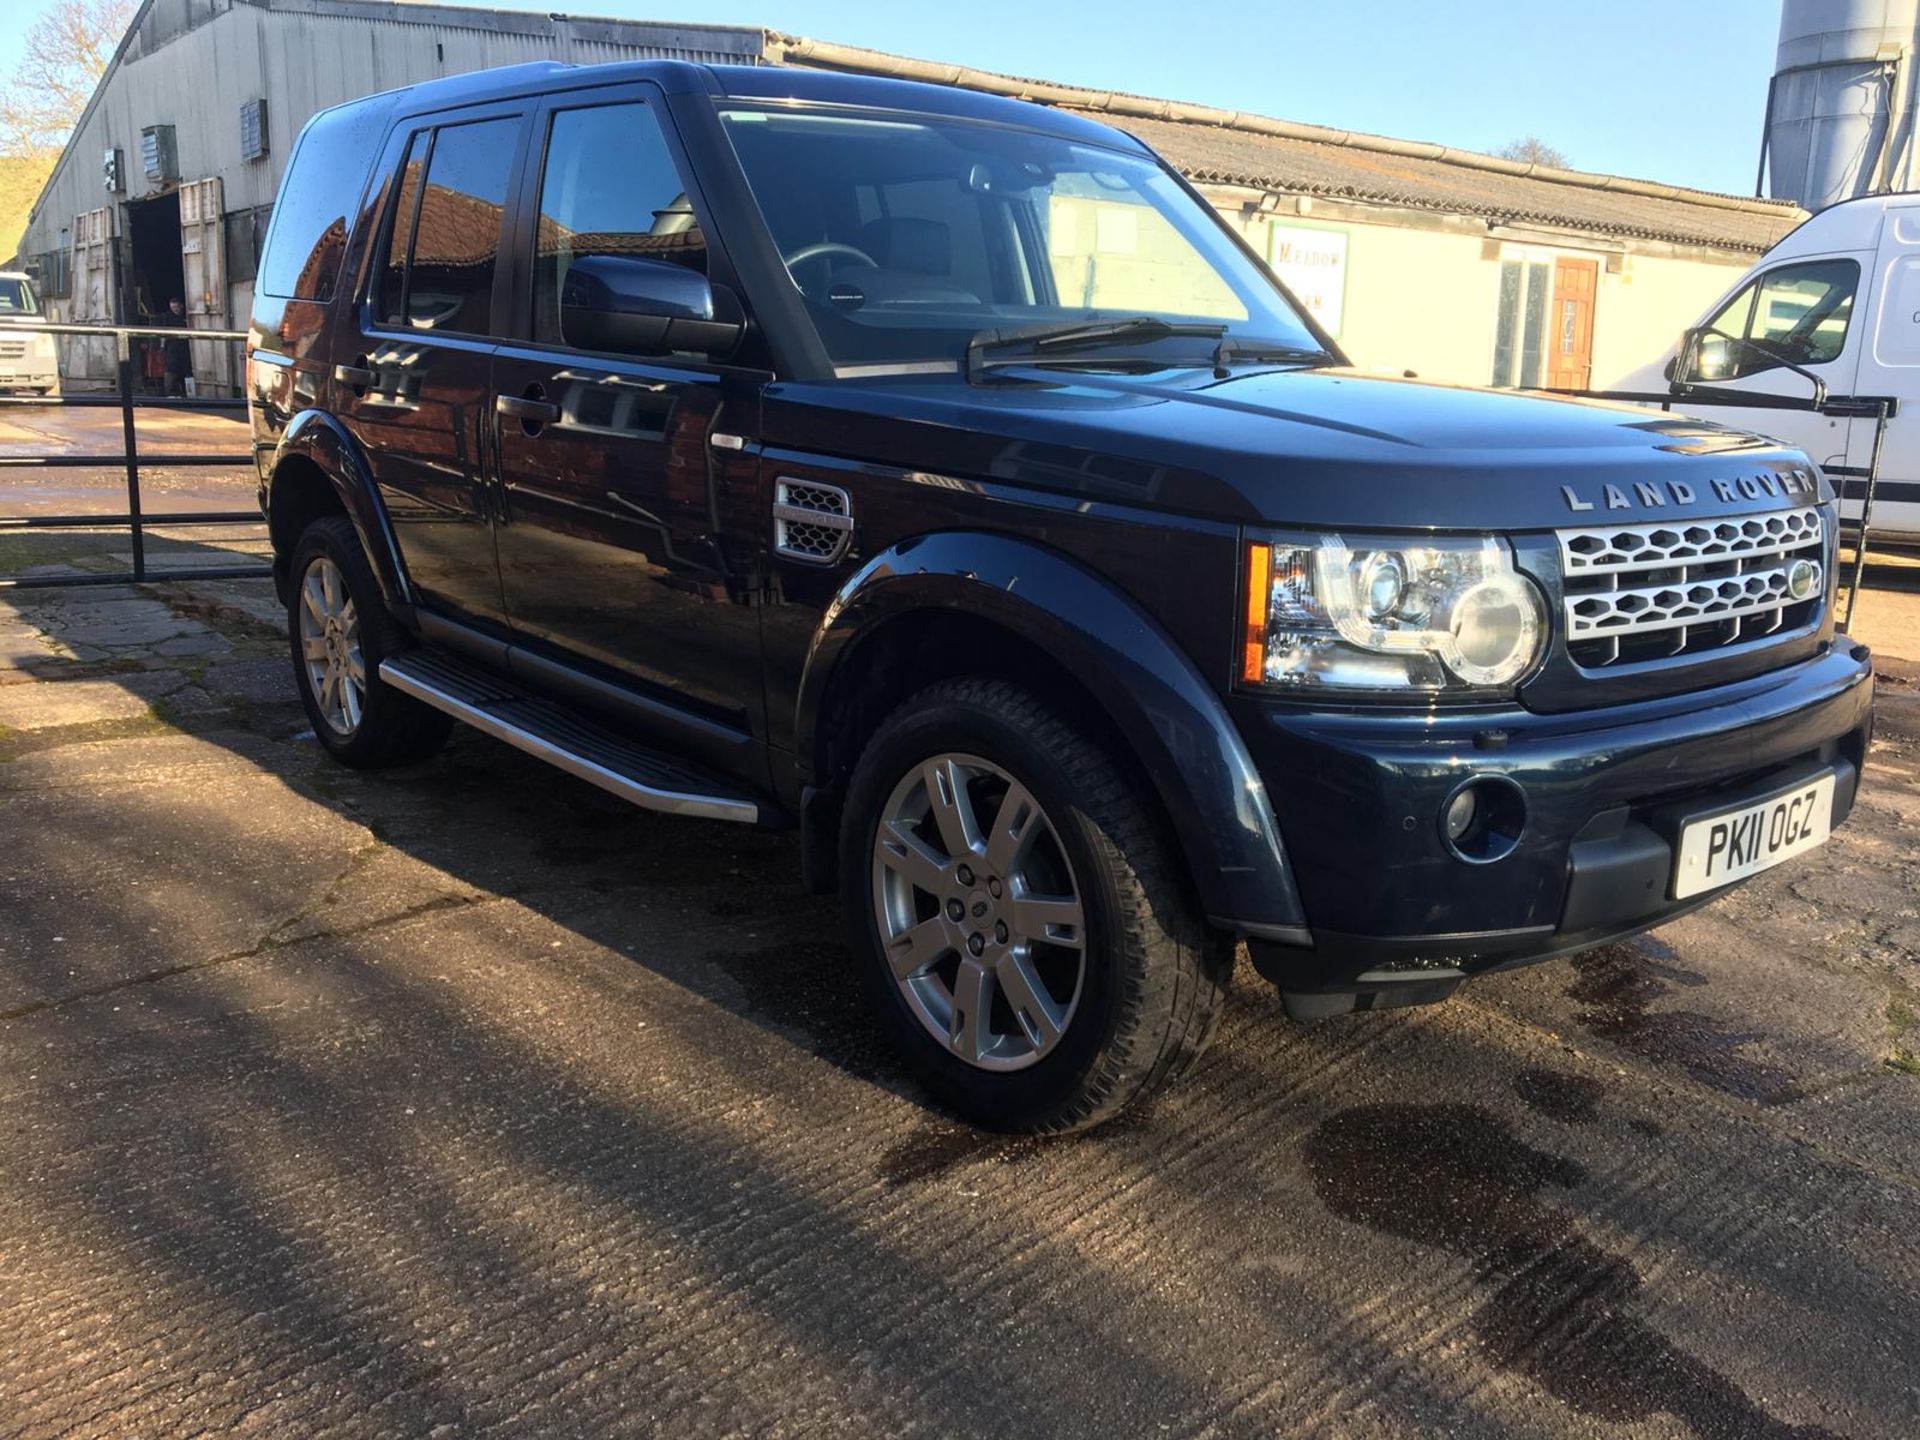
[0,270,58,396]
[1627,194,1920,547]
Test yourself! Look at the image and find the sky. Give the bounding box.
[0,0,1785,196]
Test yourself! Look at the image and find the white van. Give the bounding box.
[0,269,59,396]
[1627,195,1920,546]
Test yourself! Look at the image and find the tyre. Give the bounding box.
[287,515,452,768]
[840,676,1232,1133]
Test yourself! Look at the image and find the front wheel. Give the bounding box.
[840,677,1231,1133]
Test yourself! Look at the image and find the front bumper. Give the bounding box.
[1233,642,1875,1016]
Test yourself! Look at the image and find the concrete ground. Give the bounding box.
[0,577,1916,1439]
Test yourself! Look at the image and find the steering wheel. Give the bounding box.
[783,241,879,270]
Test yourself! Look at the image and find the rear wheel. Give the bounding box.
[841,677,1231,1132]
[287,516,452,768]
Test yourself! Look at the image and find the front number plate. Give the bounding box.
[1673,772,1836,899]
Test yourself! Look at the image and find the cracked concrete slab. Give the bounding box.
[0,673,183,730]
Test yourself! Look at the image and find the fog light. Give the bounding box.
[1439,776,1526,863]
[1443,787,1478,843]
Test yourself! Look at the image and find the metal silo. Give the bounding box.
[1765,0,1920,208]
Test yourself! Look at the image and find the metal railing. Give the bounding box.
[0,319,269,590]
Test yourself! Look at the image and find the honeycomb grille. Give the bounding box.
[1558,507,1826,668]
[773,479,853,564]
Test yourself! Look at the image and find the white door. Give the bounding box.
[1674,252,1866,474]
[1840,204,1920,544]
[69,205,117,384]
[178,177,229,394]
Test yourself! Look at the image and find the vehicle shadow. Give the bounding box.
[0,575,1906,1435]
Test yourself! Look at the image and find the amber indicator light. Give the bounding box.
[1242,542,1270,683]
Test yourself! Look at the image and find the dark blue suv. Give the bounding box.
[247,60,1874,1131]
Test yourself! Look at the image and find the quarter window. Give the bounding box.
[1697,259,1859,379]
[531,102,706,347]
[377,116,519,335]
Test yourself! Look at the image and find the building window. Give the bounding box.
[1490,252,1552,388]
[224,204,272,286]
[1490,246,1601,390]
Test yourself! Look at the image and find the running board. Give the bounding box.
[379,649,765,824]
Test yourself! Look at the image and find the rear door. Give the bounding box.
[488,86,767,737]
[334,104,530,625]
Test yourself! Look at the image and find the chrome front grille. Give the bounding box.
[1558,508,1826,668]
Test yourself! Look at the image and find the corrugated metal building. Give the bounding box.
[12,0,1806,394]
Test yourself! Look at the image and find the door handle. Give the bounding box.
[496,393,560,426]
[333,363,375,388]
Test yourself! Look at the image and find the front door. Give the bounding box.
[334,107,528,625]
[1547,257,1596,391]
[1679,254,1864,473]
[489,91,766,735]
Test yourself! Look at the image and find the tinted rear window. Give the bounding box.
[258,101,390,301]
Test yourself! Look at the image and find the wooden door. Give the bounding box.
[1548,257,1597,390]
[68,206,116,383]
[178,177,230,394]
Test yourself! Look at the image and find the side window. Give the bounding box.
[377,116,519,335]
[1697,259,1859,379]
[377,131,428,326]
[258,101,389,301]
[532,102,706,347]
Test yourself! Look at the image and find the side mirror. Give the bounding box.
[1692,332,1734,381]
[560,254,744,359]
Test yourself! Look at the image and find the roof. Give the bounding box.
[1106,112,1798,253]
[765,35,1807,255]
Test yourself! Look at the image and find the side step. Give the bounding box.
[379,649,765,824]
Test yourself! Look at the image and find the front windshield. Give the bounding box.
[0,277,40,317]
[717,107,1324,372]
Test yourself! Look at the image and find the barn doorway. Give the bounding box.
[123,191,187,394]
[123,191,184,321]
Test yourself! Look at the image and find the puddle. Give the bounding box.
[1566,941,1797,1103]
[1305,1104,1838,1440]
[1511,1068,1602,1125]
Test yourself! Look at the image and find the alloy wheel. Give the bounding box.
[298,554,365,736]
[871,752,1087,1071]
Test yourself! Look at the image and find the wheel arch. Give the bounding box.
[796,532,1306,940]
[267,410,411,613]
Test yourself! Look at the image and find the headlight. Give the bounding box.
[1242,534,1546,692]
[31,332,54,360]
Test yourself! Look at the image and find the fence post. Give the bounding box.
[116,331,145,583]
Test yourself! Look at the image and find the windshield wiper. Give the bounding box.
[1209,336,1336,373]
[966,316,1228,378]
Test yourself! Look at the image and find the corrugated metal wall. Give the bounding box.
[16,0,768,383]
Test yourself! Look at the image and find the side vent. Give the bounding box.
[773,478,853,564]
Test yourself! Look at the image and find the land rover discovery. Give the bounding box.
[247,61,1875,1132]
